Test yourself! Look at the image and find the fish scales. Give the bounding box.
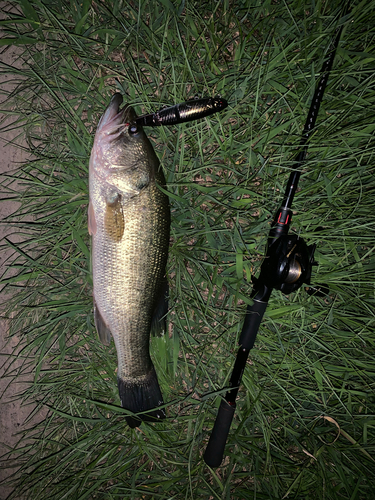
[89,93,170,427]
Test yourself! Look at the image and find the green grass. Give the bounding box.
[1,0,375,498]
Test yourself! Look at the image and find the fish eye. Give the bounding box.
[128,123,138,135]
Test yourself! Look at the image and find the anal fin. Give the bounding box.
[94,301,112,346]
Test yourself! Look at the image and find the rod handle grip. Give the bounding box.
[203,399,235,468]
[239,299,268,349]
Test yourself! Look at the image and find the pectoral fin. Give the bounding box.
[104,192,125,242]
[94,301,112,346]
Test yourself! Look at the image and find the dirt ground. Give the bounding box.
[0,13,39,498]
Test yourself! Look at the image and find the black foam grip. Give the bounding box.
[239,300,268,349]
[204,400,235,468]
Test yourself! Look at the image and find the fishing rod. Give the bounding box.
[203,19,346,468]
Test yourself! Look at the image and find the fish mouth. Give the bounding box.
[97,93,136,135]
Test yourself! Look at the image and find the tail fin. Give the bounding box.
[118,367,165,428]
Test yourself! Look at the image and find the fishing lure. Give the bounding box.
[136,96,228,127]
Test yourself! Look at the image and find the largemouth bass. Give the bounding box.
[88,93,170,428]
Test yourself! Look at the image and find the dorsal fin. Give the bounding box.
[151,278,169,337]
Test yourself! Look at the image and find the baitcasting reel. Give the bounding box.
[256,233,317,295]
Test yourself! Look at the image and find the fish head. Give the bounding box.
[90,93,158,192]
